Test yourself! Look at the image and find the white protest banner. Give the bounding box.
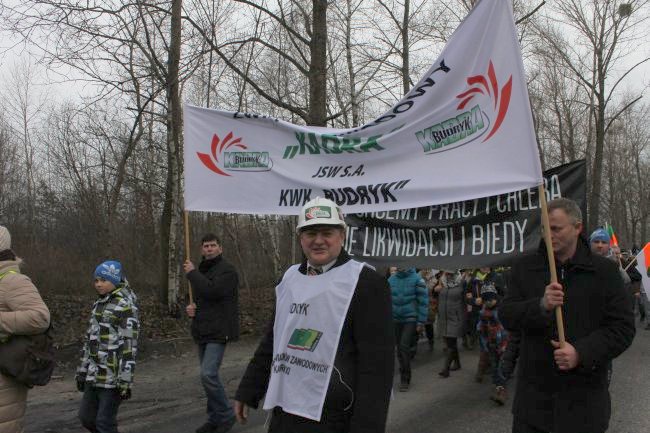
[184,0,542,214]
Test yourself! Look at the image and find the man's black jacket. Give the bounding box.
[500,237,635,433]
[187,255,240,344]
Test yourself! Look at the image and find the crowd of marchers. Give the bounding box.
[388,264,514,405]
[0,196,644,433]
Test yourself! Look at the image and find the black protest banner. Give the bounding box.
[343,160,586,269]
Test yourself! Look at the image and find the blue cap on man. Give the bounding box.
[589,228,610,244]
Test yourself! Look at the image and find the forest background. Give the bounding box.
[0,0,648,348]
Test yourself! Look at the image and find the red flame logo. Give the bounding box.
[456,61,512,142]
[197,132,247,176]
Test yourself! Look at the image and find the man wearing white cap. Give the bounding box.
[234,197,394,433]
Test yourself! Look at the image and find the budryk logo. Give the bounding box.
[456,60,512,142]
[197,132,246,176]
[305,206,331,220]
[415,60,513,154]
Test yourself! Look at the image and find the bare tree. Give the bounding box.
[533,0,650,229]
[603,103,650,246]
[1,61,49,243]
[164,0,183,313]
[0,112,21,225]
[184,0,332,125]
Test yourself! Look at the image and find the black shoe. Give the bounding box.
[216,417,237,433]
[196,422,219,433]
[439,351,453,378]
[399,380,410,392]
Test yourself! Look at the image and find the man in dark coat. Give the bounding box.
[184,233,240,433]
[500,198,635,433]
[233,197,394,433]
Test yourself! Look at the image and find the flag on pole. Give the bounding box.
[183,0,543,215]
[606,223,619,247]
[635,243,650,295]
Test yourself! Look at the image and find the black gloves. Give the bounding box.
[119,385,132,401]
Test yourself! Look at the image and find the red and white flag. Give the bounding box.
[183,0,542,214]
[635,243,650,295]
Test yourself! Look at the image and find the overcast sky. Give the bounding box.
[0,2,648,120]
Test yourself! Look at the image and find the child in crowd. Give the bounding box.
[420,268,439,351]
[474,282,509,405]
[76,261,139,433]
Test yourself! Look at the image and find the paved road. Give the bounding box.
[26,319,650,433]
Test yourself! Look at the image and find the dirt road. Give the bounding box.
[25,335,263,433]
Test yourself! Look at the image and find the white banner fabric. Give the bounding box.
[183,0,542,215]
[635,243,650,295]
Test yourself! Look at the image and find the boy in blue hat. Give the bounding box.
[76,261,139,433]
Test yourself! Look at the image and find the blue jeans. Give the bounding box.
[78,386,121,433]
[198,342,234,425]
[488,348,506,387]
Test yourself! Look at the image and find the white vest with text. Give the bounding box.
[263,260,364,421]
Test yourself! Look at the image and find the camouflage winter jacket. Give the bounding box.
[76,281,139,390]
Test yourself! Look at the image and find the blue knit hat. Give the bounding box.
[589,228,610,244]
[94,260,123,287]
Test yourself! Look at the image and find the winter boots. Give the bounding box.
[490,386,507,405]
[438,351,452,378]
[449,348,461,371]
[439,349,460,378]
[399,370,411,392]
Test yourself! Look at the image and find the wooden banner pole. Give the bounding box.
[184,210,193,305]
[538,184,566,345]
[623,255,638,272]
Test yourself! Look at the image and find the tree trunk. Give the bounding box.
[308,0,327,126]
[588,64,606,232]
[344,0,359,126]
[163,0,184,313]
[401,0,410,95]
